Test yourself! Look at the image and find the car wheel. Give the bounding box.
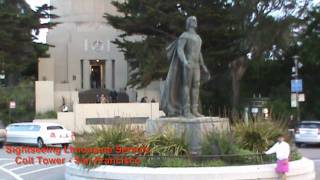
[37,138,44,148]
[62,143,69,149]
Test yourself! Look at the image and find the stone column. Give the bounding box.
[105,60,112,90]
[83,60,91,90]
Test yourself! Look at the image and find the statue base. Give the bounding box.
[146,116,230,155]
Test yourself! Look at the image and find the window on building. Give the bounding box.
[80,59,84,88]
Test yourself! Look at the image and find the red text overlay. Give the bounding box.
[5,145,150,166]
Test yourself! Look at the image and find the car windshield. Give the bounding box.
[299,123,320,129]
[47,126,63,130]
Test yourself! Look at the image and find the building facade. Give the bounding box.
[37,0,162,112]
[39,0,127,91]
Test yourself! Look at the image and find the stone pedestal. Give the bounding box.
[146,117,229,155]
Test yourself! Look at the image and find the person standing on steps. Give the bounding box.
[100,94,107,103]
[96,94,100,103]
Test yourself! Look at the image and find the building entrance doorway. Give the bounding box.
[90,60,105,89]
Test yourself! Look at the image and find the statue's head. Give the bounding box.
[186,16,197,30]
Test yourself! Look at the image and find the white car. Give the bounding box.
[5,122,75,148]
[294,121,320,147]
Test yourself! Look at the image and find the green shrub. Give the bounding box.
[147,129,189,156]
[160,158,225,167]
[0,81,35,125]
[73,124,146,168]
[224,148,255,164]
[72,122,293,169]
[290,147,302,161]
[268,99,292,119]
[140,157,226,167]
[233,120,285,153]
[35,111,57,119]
[92,125,146,147]
[139,157,163,167]
[73,126,191,168]
[160,158,195,167]
[227,148,276,165]
[202,131,237,155]
[201,130,268,165]
[200,159,226,167]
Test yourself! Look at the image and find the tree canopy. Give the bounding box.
[0,0,57,124]
[297,6,320,118]
[0,0,57,85]
[106,0,308,117]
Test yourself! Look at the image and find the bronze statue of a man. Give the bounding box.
[161,16,210,118]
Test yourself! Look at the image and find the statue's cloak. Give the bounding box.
[160,37,185,116]
[160,32,210,117]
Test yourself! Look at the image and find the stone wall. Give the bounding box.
[35,81,54,113]
[34,103,161,132]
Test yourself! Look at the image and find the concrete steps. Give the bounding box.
[79,89,129,103]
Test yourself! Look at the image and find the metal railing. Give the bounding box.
[74,153,278,168]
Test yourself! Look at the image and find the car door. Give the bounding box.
[31,125,41,144]
[23,125,41,144]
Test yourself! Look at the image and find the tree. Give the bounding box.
[106,0,234,88]
[296,6,320,118]
[106,0,307,117]
[0,0,58,124]
[225,0,306,117]
[0,0,58,86]
[239,2,317,120]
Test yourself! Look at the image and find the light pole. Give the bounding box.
[291,55,303,122]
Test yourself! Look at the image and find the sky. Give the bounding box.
[26,0,320,43]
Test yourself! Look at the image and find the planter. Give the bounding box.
[65,157,315,180]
